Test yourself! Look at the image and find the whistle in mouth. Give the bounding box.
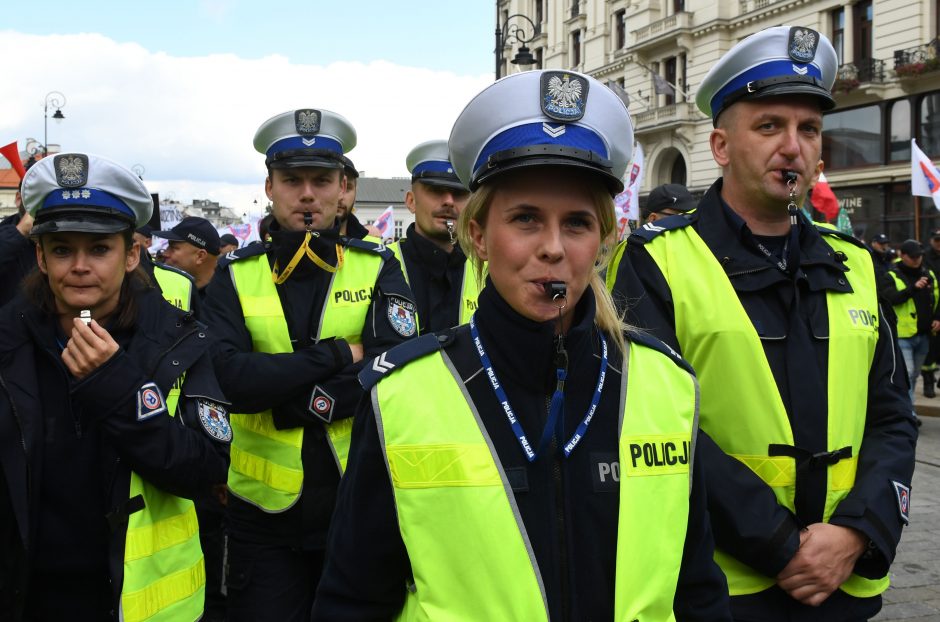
[445,220,456,243]
[543,281,567,300]
[80,310,92,326]
[303,212,313,228]
[783,171,798,184]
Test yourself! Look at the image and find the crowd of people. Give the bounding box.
[0,24,919,622]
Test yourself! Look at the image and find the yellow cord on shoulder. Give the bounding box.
[272,231,345,284]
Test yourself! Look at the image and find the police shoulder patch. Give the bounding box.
[137,382,167,421]
[893,480,911,524]
[197,399,232,442]
[627,213,693,245]
[386,294,417,338]
[308,385,336,423]
[358,333,445,390]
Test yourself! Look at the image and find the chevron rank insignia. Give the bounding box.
[387,295,417,337]
[308,385,336,423]
[358,334,445,390]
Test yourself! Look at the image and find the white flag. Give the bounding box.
[911,138,940,211]
[373,205,395,241]
[612,143,644,239]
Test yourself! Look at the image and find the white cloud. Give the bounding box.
[1,31,491,212]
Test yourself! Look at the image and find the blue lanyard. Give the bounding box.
[469,313,608,462]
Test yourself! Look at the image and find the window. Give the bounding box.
[571,0,580,18]
[664,57,678,106]
[394,220,403,240]
[614,9,626,50]
[921,92,940,156]
[831,8,845,66]
[671,155,687,185]
[673,0,685,13]
[679,53,687,102]
[822,105,882,168]
[536,0,544,26]
[571,30,581,67]
[536,47,544,69]
[853,0,873,62]
[890,100,911,162]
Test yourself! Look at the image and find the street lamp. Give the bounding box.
[43,91,67,157]
[131,164,145,179]
[495,12,538,79]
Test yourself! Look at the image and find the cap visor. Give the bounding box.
[474,158,624,196]
[416,177,468,192]
[153,230,187,241]
[268,157,344,170]
[31,213,133,236]
[747,84,836,110]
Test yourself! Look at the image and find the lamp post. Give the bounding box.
[131,164,145,180]
[495,12,538,79]
[43,91,67,157]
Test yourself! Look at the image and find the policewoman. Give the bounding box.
[610,27,917,620]
[313,71,730,621]
[202,109,415,620]
[0,153,230,621]
[388,140,479,333]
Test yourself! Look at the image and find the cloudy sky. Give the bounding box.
[1,1,495,217]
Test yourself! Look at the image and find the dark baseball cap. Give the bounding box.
[899,239,924,258]
[154,217,221,255]
[931,229,940,239]
[647,184,697,214]
[219,233,239,247]
[871,233,889,244]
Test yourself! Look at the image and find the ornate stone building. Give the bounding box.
[496,0,940,240]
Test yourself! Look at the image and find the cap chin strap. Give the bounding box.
[717,74,829,116]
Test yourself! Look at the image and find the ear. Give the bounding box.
[338,173,347,194]
[196,249,208,265]
[404,190,417,215]
[126,240,141,273]
[35,241,47,275]
[710,128,730,168]
[468,218,487,261]
[265,176,274,201]
[810,158,824,187]
[647,212,660,223]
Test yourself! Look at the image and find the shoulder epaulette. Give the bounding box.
[153,261,195,285]
[358,333,449,390]
[345,236,394,260]
[627,213,693,245]
[813,223,867,250]
[626,329,695,376]
[219,242,267,268]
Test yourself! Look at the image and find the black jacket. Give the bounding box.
[202,224,415,548]
[312,283,731,621]
[0,285,230,620]
[0,214,36,309]
[880,262,939,336]
[396,222,473,333]
[612,179,918,620]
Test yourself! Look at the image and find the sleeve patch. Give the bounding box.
[387,295,418,337]
[198,399,233,442]
[137,382,167,421]
[893,480,911,524]
[309,385,336,423]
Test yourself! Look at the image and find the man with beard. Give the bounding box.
[335,155,378,240]
[388,140,478,333]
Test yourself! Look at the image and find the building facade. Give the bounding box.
[497,0,940,242]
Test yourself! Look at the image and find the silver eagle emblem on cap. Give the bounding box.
[788,27,818,64]
[54,154,88,188]
[541,72,588,122]
[295,109,321,136]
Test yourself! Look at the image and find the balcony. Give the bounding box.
[630,12,693,53]
[833,58,887,93]
[633,102,700,132]
[894,39,940,79]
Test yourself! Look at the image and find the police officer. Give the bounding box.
[154,216,222,298]
[0,160,36,308]
[644,183,697,224]
[869,233,894,283]
[202,108,415,621]
[0,153,230,621]
[881,239,939,409]
[313,70,730,621]
[611,26,917,620]
[387,140,478,333]
[335,155,378,240]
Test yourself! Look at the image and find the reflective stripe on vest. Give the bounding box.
[373,340,694,621]
[153,265,193,313]
[388,240,482,328]
[887,269,939,338]
[644,226,887,598]
[121,384,205,622]
[227,250,383,511]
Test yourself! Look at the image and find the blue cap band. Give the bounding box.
[474,122,609,174]
[412,160,455,175]
[267,135,343,158]
[41,187,136,218]
[711,59,822,117]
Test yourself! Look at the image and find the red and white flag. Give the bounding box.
[612,142,644,239]
[912,138,940,211]
[810,172,840,222]
[373,205,395,240]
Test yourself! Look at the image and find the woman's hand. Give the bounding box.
[61,318,120,379]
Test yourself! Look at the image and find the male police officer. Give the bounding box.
[388,140,478,333]
[611,26,917,620]
[336,155,377,240]
[154,216,221,298]
[202,108,415,621]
